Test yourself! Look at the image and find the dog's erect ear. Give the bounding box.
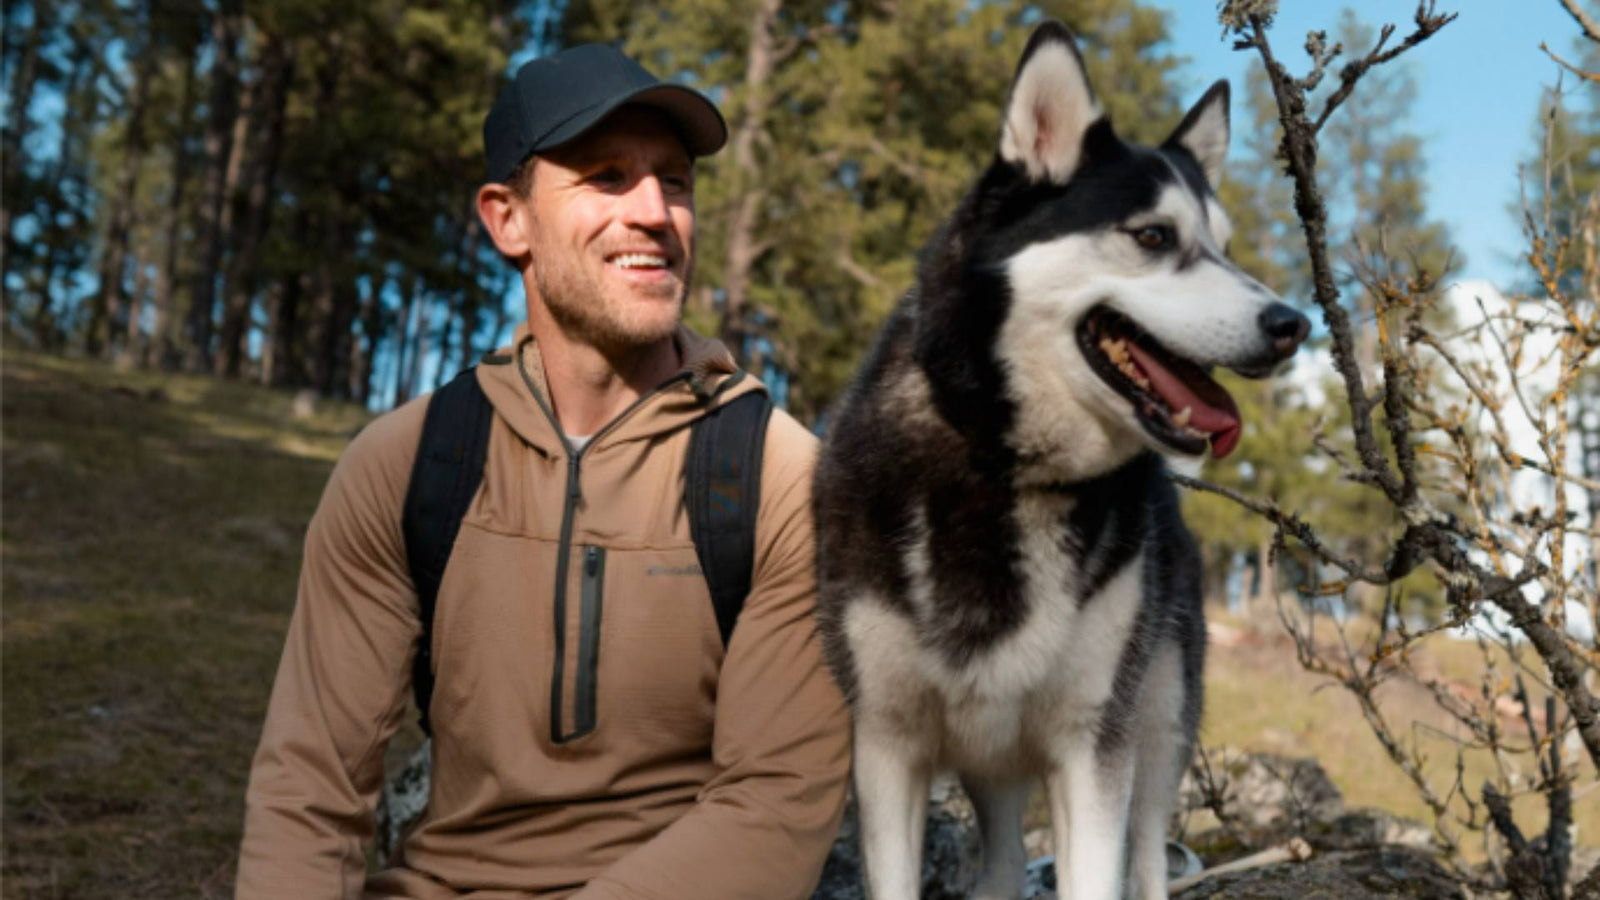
[1165,80,1230,190]
[999,21,1102,183]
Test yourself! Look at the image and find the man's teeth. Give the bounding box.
[610,253,667,269]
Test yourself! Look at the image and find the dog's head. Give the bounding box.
[924,21,1309,480]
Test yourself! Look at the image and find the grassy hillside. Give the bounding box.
[2,349,1592,896]
[2,348,390,897]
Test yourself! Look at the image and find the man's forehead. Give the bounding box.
[545,107,693,167]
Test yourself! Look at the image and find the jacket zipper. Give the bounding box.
[573,545,605,737]
[518,352,689,743]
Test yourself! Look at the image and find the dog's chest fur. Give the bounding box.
[841,473,1153,774]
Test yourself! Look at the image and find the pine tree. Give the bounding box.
[572,0,1186,420]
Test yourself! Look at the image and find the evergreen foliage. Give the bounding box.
[2,0,1185,419]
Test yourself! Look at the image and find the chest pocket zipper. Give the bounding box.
[569,545,606,739]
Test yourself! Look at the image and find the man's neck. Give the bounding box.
[527,316,681,438]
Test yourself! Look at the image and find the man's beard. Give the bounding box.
[530,240,691,356]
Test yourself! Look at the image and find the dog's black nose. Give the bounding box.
[1259,303,1310,360]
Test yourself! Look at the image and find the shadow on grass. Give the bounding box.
[2,351,377,898]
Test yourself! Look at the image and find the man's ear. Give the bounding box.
[998,20,1102,183]
[477,182,533,261]
[1164,80,1230,190]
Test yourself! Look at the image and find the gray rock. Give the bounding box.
[374,740,431,865]
[1179,749,1345,835]
[1315,807,1437,852]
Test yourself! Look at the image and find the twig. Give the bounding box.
[1556,0,1600,44]
[1540,41,1600,85]
[1169,472,1387,583]
[1313,4,1460,132]
[1168,839,1313,893]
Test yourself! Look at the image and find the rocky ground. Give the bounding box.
[378,747,1600,898]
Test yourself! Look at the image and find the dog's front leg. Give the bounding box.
[1046,740,1135,900]
[853,726,931,900]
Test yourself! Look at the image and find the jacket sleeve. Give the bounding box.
[235,402,426,898]
[574,411,853,900]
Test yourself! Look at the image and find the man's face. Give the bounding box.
[522,106,695,353]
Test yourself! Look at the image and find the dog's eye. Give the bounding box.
[1129,225,1175,251]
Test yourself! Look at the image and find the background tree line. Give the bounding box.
[3,0,1584,618]
[3,0,533,406]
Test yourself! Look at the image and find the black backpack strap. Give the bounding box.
[686,389,775,647]
[402,368,493,735]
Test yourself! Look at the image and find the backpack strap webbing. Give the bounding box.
[401,375,773,735]
[686,390,775,647]
[401,367,493,736]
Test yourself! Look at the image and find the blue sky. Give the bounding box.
[1162,0,1584,289]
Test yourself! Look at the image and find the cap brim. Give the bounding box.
[535,84,728,158]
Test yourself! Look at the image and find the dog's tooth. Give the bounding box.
[1099,337,1130,364]
[1172,406,1193,428]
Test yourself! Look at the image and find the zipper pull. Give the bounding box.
[585,545,599,576]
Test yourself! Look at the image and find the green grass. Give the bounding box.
[2,348,383,897]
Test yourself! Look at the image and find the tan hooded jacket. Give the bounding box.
[236,325,851,899]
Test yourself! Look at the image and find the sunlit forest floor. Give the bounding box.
[3,348,1594,896]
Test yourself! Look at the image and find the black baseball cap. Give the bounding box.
[483,43,728,184]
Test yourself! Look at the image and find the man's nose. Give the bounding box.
[1258,302,1311,361]
[621,176,671,230]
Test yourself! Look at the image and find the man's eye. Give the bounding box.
[661,173,691,194]
[586,168,624,186]
[1130,225,1176,251]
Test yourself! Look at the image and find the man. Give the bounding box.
[236,44,851,899]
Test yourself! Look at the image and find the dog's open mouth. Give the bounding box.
[1076,307,1242,459]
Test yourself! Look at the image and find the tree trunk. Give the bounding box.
[393,273,422,405]
[119,232,155,368]
[311,214,359,397]
[1252,535,1277,616]
[183,0,243,372]
[1,1,49,282]
[30,32,95,349]
[354,276,387,406]
[216,38,294,378]
[88,8,157,358]
[264,206,313,387]
[457,221,486,372]
[432,298,455,391]
[717,0,782,360]
[149,45,199,369]
[1249,383,1280,616]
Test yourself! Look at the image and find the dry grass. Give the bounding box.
[1198,612,1599,861]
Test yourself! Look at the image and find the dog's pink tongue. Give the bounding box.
[1124,341,1243,459]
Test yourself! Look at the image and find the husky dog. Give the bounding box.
[813,21,1309,900]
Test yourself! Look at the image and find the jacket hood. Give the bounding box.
[476,323,762,456]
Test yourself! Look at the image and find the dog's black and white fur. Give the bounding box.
[813,22,1309,900]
